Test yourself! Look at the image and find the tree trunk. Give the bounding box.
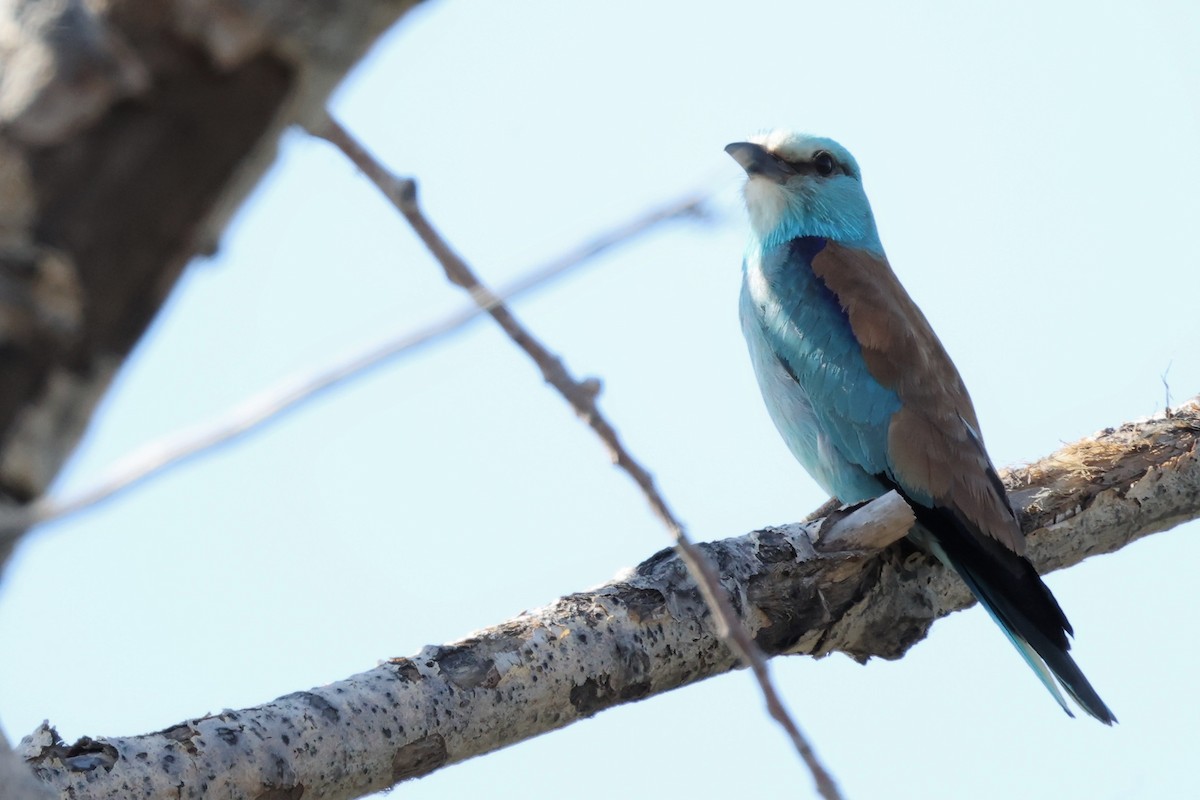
[0,0,424,567]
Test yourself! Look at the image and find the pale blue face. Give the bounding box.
[737,130,883,253]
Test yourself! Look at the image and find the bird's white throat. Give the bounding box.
[741,175,793,242]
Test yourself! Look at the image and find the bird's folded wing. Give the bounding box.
[807,241,1024,554]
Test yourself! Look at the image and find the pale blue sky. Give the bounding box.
[3,1,1199,797]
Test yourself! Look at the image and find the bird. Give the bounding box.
[726,130,1115,723]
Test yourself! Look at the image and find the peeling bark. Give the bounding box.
[17,402,1200,799]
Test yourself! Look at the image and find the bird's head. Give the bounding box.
[726,131,881,252]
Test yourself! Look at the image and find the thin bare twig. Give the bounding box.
[0,189,708,545]
[308,113,844,800]
[1163,362,1174,417]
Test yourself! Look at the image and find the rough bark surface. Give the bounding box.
[0,2,422,795]
[17,401,1200,799]
[0,730,51,800]
[0,0,424,566]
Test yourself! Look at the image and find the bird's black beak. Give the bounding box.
[725,141,795,183]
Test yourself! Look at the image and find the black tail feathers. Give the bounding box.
[904,498,1116,724]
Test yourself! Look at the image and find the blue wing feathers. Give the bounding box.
[742,237,899,500]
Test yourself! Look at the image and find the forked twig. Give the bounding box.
[0,186,708,544]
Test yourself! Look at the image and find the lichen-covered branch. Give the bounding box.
[18,401,1199,799]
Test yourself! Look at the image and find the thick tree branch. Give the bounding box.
[18,400,1200,799]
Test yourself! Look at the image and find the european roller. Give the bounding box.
[727,130,1115,723]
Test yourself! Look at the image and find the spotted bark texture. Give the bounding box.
[18,402,1200,799]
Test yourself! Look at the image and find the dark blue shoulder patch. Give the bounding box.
[788,236,827,264]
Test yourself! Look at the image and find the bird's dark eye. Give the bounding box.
[813,151,836,177]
